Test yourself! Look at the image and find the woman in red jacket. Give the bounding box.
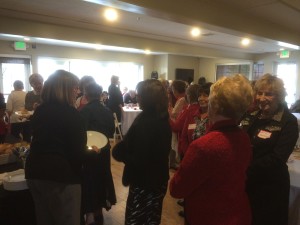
[170,74,253,225]
[179,82,213,157]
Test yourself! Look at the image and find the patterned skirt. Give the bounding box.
[125,183,168,225]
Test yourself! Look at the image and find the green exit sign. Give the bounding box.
[280,50,289,58]
[14,41,26,50]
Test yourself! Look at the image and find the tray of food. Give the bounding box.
[15,110,33,118]
[0,142,29,166]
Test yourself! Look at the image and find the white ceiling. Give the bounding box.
[0,0,299,55]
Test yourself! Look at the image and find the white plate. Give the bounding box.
[2,169,28,191]
[86,131,108,150]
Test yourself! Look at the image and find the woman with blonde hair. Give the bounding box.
[25,73,44,111]
[240,73,298,225]
[170,74,253,225]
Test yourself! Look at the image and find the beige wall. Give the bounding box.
[167,54,200,82]
[254,51,300,74]
[153,55,168,80]
[0,40,155,79]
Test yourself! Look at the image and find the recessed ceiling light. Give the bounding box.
[191,28,201,37]
[241,38,250,46]
[104,8,118,22]
[144,49,151,55]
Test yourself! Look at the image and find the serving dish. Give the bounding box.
[15,110,33,118]
[2,169,28,191]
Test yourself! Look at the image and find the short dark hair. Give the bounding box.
[136,79,168,118]
[198,76,206,86]
[111,75,119,84]
[186,84,200,103]
[84,83,103,101]
[79,76,95,93]
[199,82,213,96]
[171,80,187,94]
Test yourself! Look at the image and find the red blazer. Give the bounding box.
[170,120,252,225]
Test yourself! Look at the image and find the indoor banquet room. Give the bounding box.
[0,0,300,225]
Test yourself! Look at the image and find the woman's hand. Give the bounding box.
[89,145,101,153]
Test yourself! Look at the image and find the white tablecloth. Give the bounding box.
[121,107,142,135]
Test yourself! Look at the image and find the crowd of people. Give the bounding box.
[0,70,299,225]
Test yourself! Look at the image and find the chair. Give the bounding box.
[112,113,123,144]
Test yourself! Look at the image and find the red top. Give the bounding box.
[170,119,252,225]
[178,104,201,156]
[169,104,189,133]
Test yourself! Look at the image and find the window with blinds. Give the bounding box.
[216,64,251,80]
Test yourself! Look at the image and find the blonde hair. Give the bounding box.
[29,73,43,86]
[254,73,286,104]
[41,70,79,106]
[209,74,253,120]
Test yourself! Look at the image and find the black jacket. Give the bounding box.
[240,106,299,225]
[25,102,87,184]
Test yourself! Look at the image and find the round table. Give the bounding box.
[122,107,142,135]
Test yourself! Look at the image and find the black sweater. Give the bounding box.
[112,111,171,188]
[25,102,87,184]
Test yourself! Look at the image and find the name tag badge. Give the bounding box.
[258,130,272,139]
[188,123,196,130]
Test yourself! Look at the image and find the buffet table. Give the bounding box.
[122,107,142,135]
[0,162,36,225]
[0,140,36,225]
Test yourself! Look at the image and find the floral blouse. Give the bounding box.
[192,116,209,141]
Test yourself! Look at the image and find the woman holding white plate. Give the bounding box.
[80,82,116,225]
